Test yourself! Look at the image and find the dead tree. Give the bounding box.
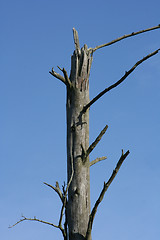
[10,25,160,240]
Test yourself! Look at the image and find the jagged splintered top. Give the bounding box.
[73,27,80,52]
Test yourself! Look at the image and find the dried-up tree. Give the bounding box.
[10,25,160,240]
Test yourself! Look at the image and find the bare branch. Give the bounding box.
[49,67,66,85]
[90,156,107,167]
[9,215,59,229]
[73,28,80,53]
[57,66,72,88]
[44,181,64,204]
[86,124,108,157]
[83,48,160,112]
[90,24,160,52]
[44,162,74,236]
[9,215,66,238]
[86,150,130,240]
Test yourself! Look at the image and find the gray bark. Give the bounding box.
[66,42,93,240]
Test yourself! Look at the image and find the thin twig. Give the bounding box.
[86,124,108,157]
[9,215,59,229]
[83,48,160,112]
[90,156,107,167]
[89,24,160,53]
[86,150,130,240]
[44,181,64,203]
[9,215,66,238]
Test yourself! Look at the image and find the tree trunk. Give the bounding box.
[66,42,92,240]
[10,24,160,240]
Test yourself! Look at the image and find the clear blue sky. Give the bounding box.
[1,0,160,239]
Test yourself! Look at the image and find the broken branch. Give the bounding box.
[90,24,160,52]
[86,150,130,240]
[83,48,160,112]
[86,124,108,157]
[90,156,107,167]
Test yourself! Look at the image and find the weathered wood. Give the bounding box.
[9,24,160,240]
[73,28,80,53]
[67,38,93,240]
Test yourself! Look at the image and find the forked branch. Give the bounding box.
[11,172,74,240]
[57,66,72,88]
[49,67,66,85]
[89,24,160,53]
[9,215,66,238]
[83,48,160,112]
[86,150,130,240]
[49,66,72,88]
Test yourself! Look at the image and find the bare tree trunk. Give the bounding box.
[66,32,93,240]
[10,24,160,240]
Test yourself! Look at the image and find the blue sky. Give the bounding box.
[1,0,160,239]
